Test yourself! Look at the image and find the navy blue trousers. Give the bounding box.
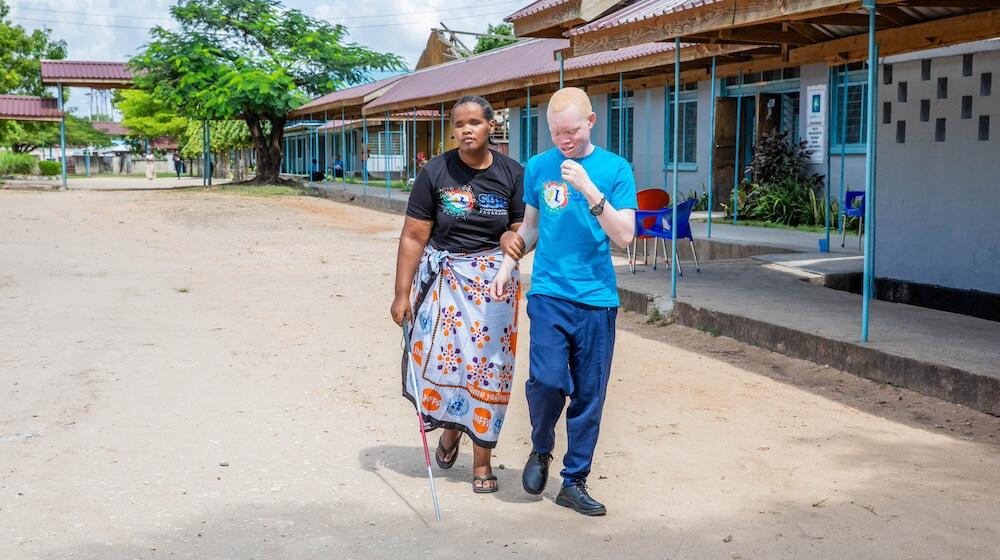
[525,294,617,486]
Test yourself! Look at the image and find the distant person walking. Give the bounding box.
[145,153,156,181]
[173,153,183,179]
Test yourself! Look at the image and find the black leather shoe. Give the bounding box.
[522,450,552,495]
[555,481,607,516]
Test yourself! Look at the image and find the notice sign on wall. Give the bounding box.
[806,85,826,164]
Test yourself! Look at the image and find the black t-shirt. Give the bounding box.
[406,149,525,253]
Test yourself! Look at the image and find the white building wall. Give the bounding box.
[874,43,1000,293]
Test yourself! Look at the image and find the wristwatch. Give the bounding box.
[590,196,606,216]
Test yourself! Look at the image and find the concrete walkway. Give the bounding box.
[2,176,228,191]
[617,258,1000,415]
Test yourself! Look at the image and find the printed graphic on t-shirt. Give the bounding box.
[541,180,569,213]
[439,186,476,218]
[476,193,510,217]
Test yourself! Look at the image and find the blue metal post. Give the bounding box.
[839,63,849,234]
[707,57,717,238]
[440,102,445,155]
[206,121,212,186]
[430,106,436,159]
[57,82,67,189]
[85,149,90,177]
[558,52,565,88]
[824,67,833,252]
[617,73,624,157]
[869,44,880,297]
[663,82,670,198]
[385,113,391,198]
[861,1,878,342]
[412,108,417,180]
[526,87,532,160]
[671,39,681,299]
[323,111,329,181]
[341,106,347,184]
[363,116,369,194]
[733,71,743,224]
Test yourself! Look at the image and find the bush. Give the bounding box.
[734,130,828,227]
[38,161,62,176]
[0,152,37,175]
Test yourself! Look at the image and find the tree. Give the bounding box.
[131,0,404,184]
[0,115,111,153]
[117,89,189,141]
[0,0,68,95]
[473,23,517,54]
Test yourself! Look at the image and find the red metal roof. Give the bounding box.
[292,75,407,115]
[567,0,727,36]
[364,39,675,112]
[0,95,63,121]
[506,0,574,22]
[91,121,128,136]
[40,60,133,85]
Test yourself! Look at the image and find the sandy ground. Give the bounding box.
[1,189,999,560]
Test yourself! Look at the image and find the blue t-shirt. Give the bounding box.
[523,146,637,307]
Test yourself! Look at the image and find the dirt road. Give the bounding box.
[2,190,998,559]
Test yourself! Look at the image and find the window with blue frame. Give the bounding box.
[608,91,634,162]
[665,98,698,169]
[519,107,538,163]
[832,65,869,151]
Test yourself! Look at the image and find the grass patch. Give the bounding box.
[176,287,190,293]
[172,184,308,197]
[328,176,410,190]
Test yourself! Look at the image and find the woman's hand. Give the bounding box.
[390,295,411,327]
[500,230,525,260]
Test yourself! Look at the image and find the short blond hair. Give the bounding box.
[547,87,593,119]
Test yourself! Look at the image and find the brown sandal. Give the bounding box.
[435,433,460,469]
[473,474,498,494]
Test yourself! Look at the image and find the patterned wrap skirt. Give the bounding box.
[402,246,520,448]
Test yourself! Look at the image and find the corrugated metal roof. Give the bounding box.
[506,0,574,22]
[294,75,407,114]
[40,60,133,82]
[0,95,63,121]
[568,0,727,36]
[91,121,128,136]
[365,39,675,112]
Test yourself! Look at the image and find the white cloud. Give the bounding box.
[5,0,522,114]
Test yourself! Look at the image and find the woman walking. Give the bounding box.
[144,153,156,181]
[391,96,524,493]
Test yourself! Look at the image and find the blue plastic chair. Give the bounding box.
[628,198,700,275]
[842,190,865,250]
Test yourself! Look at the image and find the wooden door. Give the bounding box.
[713,97,738,211]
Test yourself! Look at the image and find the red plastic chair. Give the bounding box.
[628,189,670,273]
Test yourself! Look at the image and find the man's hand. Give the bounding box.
[560,160,598,201]
[489,260,516,299]
[390,295,411,327]
[500,230,525,260]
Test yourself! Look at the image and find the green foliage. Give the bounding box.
[37,160,61,176]
[0,115,111,153]
[179,119,251,159]
[0,152,36,175]
[0,0,68,96]
[117,90,189,141]
[131,0,404,182]
[736,130,828,227]
[473,24,517,54]
[686,188,709,212]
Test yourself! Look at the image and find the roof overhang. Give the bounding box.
[40,61,134,89]
[567,0,999,65]
[507,0,626,38]
[0,95,64,122]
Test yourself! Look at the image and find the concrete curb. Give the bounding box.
[618,283,1000,417]
[315,186,408,215]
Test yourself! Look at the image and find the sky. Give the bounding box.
[5,0,527,116]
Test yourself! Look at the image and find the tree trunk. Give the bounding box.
[246,115,285,184]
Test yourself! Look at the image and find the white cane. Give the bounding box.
[402,322,442,522]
